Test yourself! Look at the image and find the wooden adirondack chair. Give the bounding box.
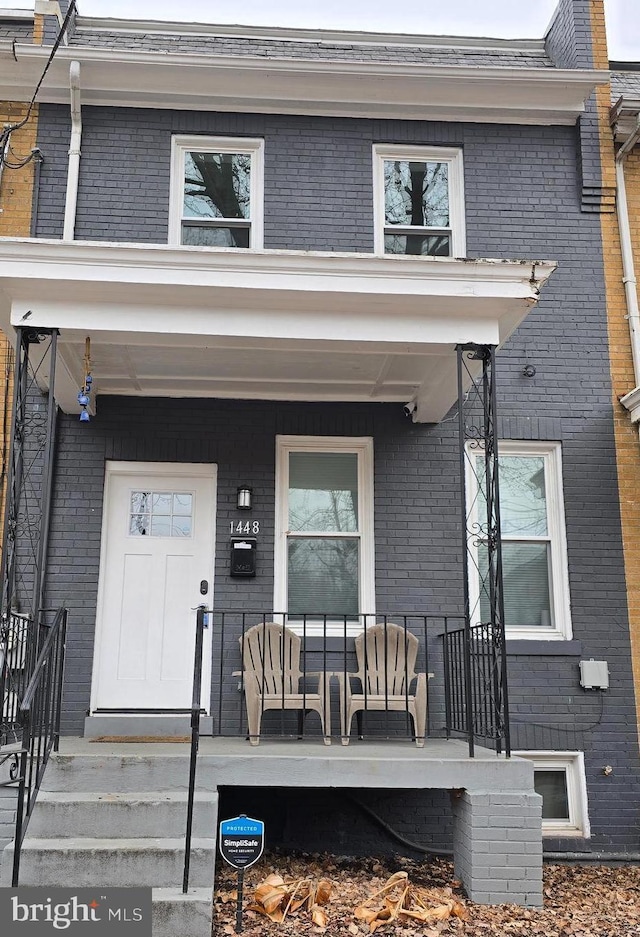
[337,622,432,747]
[239,622,331,746]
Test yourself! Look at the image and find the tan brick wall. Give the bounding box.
[0,102,38,539]
[591,0,640,736]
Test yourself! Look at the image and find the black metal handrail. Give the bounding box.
[1,613,34,749]
[183,605,207,894]
[442,618,510,756]
[11,607,68,886]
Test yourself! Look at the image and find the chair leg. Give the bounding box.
[246,694,261,746]
[414,674,427,747]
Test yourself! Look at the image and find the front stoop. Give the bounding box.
[0,752,219,937]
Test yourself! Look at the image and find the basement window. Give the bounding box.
[516,752,590,837]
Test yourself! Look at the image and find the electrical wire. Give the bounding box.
[0,1,77,169]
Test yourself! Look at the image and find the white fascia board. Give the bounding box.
[0,238,556,300]
[2,44,608,124]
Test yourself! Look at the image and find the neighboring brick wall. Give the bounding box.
[599,144,640,737]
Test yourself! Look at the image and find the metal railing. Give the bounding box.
[183,605,207,893]
[442,619,510,756]
[208,612,465,745]
[11,607,68,886]
[1,613,36,749]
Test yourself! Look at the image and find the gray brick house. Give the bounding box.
[0,0,638,931]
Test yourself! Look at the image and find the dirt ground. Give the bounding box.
[212,853,640,937]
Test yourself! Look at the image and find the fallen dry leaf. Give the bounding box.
[213,853,640,937]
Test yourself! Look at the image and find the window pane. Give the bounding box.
[289,452,358,532]
[152,492,172,515]
[500,457,547,536]
[173,493,193,516]
[479,541,552,627]
[534,769,570,820]
[288,538,359,615]
[182,225,250,248]
[475,456,548,537]
[384,160,449,227]
[183,151,251,220]
[130,514,149,536]
[150,516,171,537]
[384,233,450,256]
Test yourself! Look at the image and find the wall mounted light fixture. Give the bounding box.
[237,486,252,510]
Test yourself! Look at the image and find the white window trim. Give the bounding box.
[372,144,466,258]
[516,751,590,838]
[274,435,375,637]
[466,440,572,640]
[169,135,264,249]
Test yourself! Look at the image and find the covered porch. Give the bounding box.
[0,238,557,755]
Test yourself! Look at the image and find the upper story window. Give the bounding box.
[373,145,465,258]
[169,136,264,249]
[466,441,572,640]
[274,436,375,635]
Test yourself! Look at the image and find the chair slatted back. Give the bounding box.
[241,623,302,695]
[355,623,418,695]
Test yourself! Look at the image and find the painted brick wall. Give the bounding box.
[32,104,640,852]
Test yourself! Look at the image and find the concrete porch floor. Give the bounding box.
[58,735,533,791]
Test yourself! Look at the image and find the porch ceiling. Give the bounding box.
[0,239,556,423]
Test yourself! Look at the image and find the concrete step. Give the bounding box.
[42,753,218,793]
[2,838,217,888]
[27,791,218,840]
[152,888,213,937]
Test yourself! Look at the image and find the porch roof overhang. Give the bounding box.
[0,239,556,423]
[0,42,607,124]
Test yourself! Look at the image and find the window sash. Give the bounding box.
[373,145,465,258]
[515,752,589,837]
[274,436,374,635]
[169,136,264,249]
[465,442,572,640]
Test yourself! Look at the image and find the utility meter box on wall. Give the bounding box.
[579,659,609,690]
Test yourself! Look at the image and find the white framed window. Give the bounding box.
[373,144,466,257]
[274,436,375,636]
[466,441,572,640]
[169,135,264,249]
[516,752,590,837]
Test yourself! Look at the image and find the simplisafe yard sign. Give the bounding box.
[219,815,265,869]
[219,815,265,933]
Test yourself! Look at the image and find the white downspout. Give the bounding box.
[63,61,81,241]
[616,114,640,414]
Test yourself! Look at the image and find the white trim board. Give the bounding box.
[1,44,608,123]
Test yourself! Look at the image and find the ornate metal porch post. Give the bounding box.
[0,327,58,622]
[456,343,511,757]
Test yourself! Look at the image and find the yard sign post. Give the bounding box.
[219,815,265,932]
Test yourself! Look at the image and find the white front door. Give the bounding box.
[91,462,216,712]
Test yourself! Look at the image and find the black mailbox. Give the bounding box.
[230,537,257,577]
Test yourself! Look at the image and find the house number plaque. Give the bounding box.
[230,520,260,534]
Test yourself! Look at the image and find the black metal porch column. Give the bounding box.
[456,343,511,758]
[0,327,58,622]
